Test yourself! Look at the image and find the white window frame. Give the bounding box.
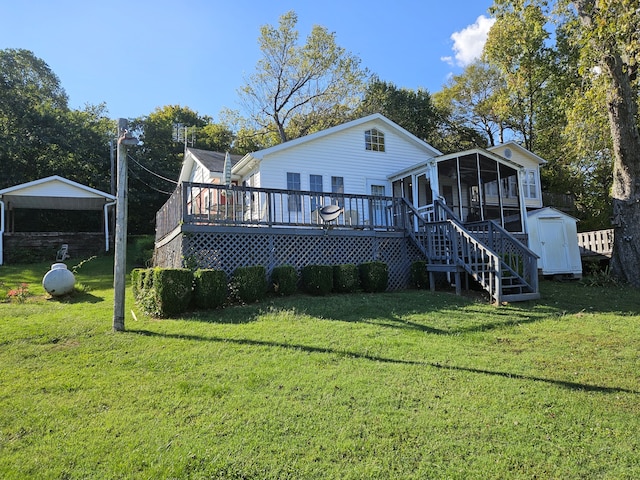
[365,128,385,152]
[522,169,539,200]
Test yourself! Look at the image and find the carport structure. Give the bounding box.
[0,176,116,265]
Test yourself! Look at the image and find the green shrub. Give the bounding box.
[131,235,155,267]
[132,268,154,302]
[333,264,359,293]
[359,261,388,293]
[231,266,267,303]
[131,268,144,300]
[152,268,193,317]
[301,265,333,295]
[410,260,429,289]
[193,269,228,309]
[134,268,157,315]
[271,265,298,296]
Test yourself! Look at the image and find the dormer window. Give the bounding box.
[365,128,385,152]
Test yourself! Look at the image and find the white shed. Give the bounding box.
[527,207,582,278]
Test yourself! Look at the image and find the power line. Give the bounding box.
[127,166,174,195]
[127,153,178,184]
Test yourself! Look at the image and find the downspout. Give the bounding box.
[104,200,117,252]
[0,198,4,265]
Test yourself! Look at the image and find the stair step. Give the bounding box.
[500,292,541,302]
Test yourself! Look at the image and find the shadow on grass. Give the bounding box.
[175,279,640,336]
[46,291,104,304]
[179,290,557,335]
[129,328,639,395]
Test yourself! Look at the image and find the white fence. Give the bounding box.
[577,229,613,258]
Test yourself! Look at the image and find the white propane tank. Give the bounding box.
[43,263,75,296]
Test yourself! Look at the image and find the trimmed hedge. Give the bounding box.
[270,265,298,296]
[231,266,267,303]
[193,269,227,309]
[410,260,430,289]
[132,267,194,317]
[153,268,193,317]
[359,261,388,293]
[132,268,157,315]
[301,265,333,295]
[333,264,359,293]
[131,268,145,300]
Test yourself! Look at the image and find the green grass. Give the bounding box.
[1,255,639,479]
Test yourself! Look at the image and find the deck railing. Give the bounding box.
[156,182,409,241]
[155,183,539,301]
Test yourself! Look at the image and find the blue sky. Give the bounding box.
[1,0,495,120]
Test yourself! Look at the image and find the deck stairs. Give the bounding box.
[403,200,540,303]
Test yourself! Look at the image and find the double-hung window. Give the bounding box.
[287,172,301,212]
[522,169,538,200]
[331,176,344,207]
[310,174,323,211]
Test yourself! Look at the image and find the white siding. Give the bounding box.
[527,208,582,277]
[490,144,543,209]
[17,180,102,199]
[256,119,433,196]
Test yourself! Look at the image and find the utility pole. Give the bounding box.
[113,118,138,332]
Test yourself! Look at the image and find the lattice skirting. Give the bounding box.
[154,226,425,290]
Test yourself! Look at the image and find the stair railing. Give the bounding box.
[465,219,539,296]
[398,199,538,302]
[398,199,503,302]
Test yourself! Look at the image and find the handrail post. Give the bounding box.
[185,183,191,223]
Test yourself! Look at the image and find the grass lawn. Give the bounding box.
[1,255,639,479]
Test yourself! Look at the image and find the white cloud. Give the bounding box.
[440,55,454,66]
[447,15,496,67]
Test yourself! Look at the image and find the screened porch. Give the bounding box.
[390,149,527,233]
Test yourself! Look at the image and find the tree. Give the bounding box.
[570,0,640,285]
[240,11,368,143]
[485,1,556,151]
[0,48,70,187]
[356,77,440,143]
[127,105,209,233]
[196,122,234,152]
[433,61,509,146]
[0,49,116,231]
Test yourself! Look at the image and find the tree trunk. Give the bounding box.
[604,52,640,286]
[574,0,640,286]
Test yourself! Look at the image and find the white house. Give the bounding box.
[488,141,545,211]
[231,114,442,198]
[181,114,545,235]
[161,114,547,302]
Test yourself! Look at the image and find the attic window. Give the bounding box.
[365,129,385,152]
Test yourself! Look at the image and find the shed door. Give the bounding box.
[538,217,569,273]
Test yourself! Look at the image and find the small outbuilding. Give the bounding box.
[0,176,116,265]
[527,207,582,279]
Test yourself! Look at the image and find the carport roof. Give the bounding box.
[0,176,116,210]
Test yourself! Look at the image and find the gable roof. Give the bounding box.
[488,141,547,165]
[233,113,443,175]
[0,176,115,210]
[178,148,243,183]
[389,146,526,181]
[527,206,578,221]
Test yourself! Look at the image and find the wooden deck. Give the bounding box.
[154,183,540,303]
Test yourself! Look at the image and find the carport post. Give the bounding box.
[113,119,138,332]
